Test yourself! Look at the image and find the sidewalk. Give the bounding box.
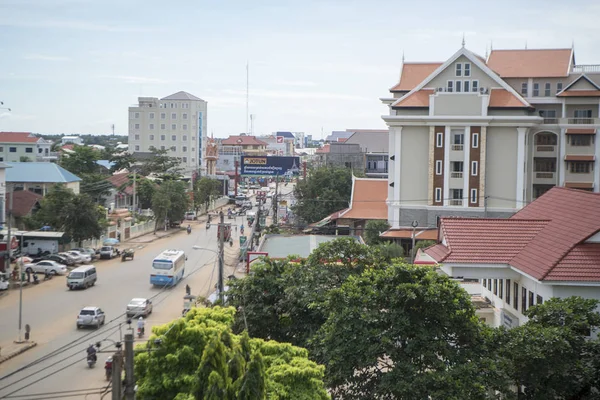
[0,341,37,365]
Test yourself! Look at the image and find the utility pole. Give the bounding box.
[132,171,137,225]
[484,195,488,218]
[112,351,123,400]
[124,332,135,400]
[234,160,239,197]
[273,175,279,225]
[218,211,225,303]
[5,186,12,280]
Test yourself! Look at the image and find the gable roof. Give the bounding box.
[0,132,41,144]
[389,63,443,92]
[487,48,573,78]
[105,172,133,195]
[11,190,43,217]
[546,244,600,282]
[557,75,600,97]
[275,131,295,138]
[6,162,81,183]
[221,135,267,146]
[160,91,204,101]
[339,177,387,220]
[392,89,434,108]
[488,89,531,108]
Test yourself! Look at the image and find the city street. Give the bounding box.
[0,213,245,400]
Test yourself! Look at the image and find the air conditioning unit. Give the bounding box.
[479,87,489,94]
[437,87,445,92]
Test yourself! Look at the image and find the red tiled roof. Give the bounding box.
[425,243,451,261]
[316,144,330,154]
[565,128,596,135]
[565,155,595,161]
[340,178,388,220]
[61,144,75,151]
[427,218,549,264]
[488,89,530,108]
[105,173,133,195]
[11,190,42,217]
[389,63,442,92]
[487,49,572,78]
[221,135,267,146]
[0,132,40,143]
[381,229,438,240]
[545,244,600,282]
[511,187,600,280]
[557,90,600,97]
[392,89,434,108]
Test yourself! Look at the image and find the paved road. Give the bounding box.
[0,214,246,399]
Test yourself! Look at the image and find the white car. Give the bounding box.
[76,307,105,329]
[24,260,68,275]
[66,250,91,264]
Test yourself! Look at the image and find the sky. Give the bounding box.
[0,0,599,139]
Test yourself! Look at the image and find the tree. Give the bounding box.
[59,145,101,176]
[313,264,502,399]
[28,185,76,229]
[494,297,600,399]
[134,306,328,400]
[61,195,106,245]
[293,167,353,223]
[363,219,390,245]
[19,156,31,162]
[79,172,114,202]
[109,152,135,173]
[413,239,436,253]
[151,180,189,230]
[374,241,404,261]
[194,177,222,213]
[139,146,182,178]
[137,178,156,209]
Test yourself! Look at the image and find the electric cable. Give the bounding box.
[3,387,108,399]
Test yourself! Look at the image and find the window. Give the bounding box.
[536,134,557,145]
[170,146,176,152]
[435,160,442,175]
[483,279,487,288]
[183,156,187,162]
[544,82,551,96]
[161,123,166,130]
[172,135,177,141]
[472,133,479,148]
[182,103,189,109]
[183,124,188,130]
[183,135,187,141]
[447,81,453,92]
[149,112,155,119]
[149,124,154,129]
[134,112,139,118]
[529,291,534,308]
[506,280,511,305]
[536,295,543,304]
[435,187,442,202]
[522,287,527,313]
[170,103,175,108]
[533,83,540,97]
[183,113,188,119]
[539,109,557,119]
[571,135,592,146]
[38,148,42,153]
[451,161,463,173]
[171,113,176,119]
[161,113,166,119]
[0,147,3,152]
[455,80,462,92]
[160,135,165,141]
[472,80,479,92]
[134,123,140,129]
[464,63,471,77]
[451,188,463,200]
[570,162,591,173]
[134,135,140,140]
[149,135,154,140]
[160,146,165,150]
[171,124,176,130]
[191,147,195,152]
[521,83,528,96]
[9,147,17,152]
[192,136,195,141]
[183,146,187,152]
[452,132,464,145]
[535,159,556,172]
[471,161,478,176]
[0,157,3,161]
[556,82,563,93]
[499,279,503,299]
[488,279,492,291]
[436,132,443,147]
[470,188,477,204]
[514,282,519,309]
[135,145,140,151]
[574,109,592,120]
[455,63,462,77]
[493,279,498,295]
[25,147,33,153]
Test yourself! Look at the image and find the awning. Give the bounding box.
[564,155,595,161]
[565,182,594,189]
[565,128,596,135]
[381,228,438,240]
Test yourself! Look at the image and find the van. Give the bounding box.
[67,265,97,290]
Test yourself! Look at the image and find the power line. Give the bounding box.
[3,387,109,399]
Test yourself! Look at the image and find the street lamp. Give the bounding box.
[410,220,419,265]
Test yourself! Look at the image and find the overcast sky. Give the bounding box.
[0,0,598,138]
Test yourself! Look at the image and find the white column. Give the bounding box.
[443,126,451,206]
[595,131,600,192]
[559,128,566,186]
[516,128,527,208]
[463,127,470,207]
[394,127,402,204]
[388,130,397,226]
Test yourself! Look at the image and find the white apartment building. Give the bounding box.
[128,91,208,175]
[381,46,600,229]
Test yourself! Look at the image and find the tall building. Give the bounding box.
[128,91,207,175]
[381,46,600,229]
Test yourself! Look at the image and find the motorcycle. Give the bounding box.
[187,226,192,235]
[137,327,144,338]
[87,353,97,368]
[206,223,210,230]
[105,357,113,381]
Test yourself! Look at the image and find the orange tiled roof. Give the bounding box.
[546,244,600,281]
[221,135,267,146]
[0,132,40,143]
[487,48,572,78]
[557,90,600,97]
[390,63,442,92]
[340,178,387,220]
[488,89,529,108]
[392,89,434,108]
[564,182,594,189]
[565,155,595,161]
[565,128,596,134]
[315,144,330,154]
[381,229,438,240]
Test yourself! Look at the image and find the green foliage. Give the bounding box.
[413,239,436,253]
[194,177,222,212]
[363,219,390,245]
[292,167,353,224]
[151,180,189,229]
[134,306,328,400]
[262,224,280,235]
[374,241,405,261]
[19,156,32,162]
[79,172,113,201]
[28,185,76,229]
[314,264,497,399]
[137,178,156,209]
[109,152,135,173]
[59,145,101,176]
[140,146,183,178]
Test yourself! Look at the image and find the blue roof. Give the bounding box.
[276,131,295,138]
[6,162,81,183]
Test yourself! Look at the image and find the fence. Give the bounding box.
[65,220,155,250]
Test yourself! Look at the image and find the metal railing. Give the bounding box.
[573,65,600,73]
[451,144,464,151]
[449,199,463,206]
[536,145,556,152]
[535,172,555,179]
[450,172,463,178]
[542,118,558,124]
[567,118,595,125]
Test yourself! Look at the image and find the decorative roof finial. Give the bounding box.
[462,33,465,47]
[490,40,493,51]
[484,45,488,60]
[402,50,405,64]
[572,39,575,50]
[525,40,527,50]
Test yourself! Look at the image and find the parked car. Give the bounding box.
[72,248,97,260]
[24,260,68,275]
[32,254,75,266]
[99,246,118,259]
[66,250,91,264]
[76,306,105,329]
[126,298,153,318]
[185,211,197,221]
[58,252,79,265]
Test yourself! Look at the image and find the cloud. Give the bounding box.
[0,112,38,121]
[24,53,70,61]
[0,18,158,33]
[223,88,371,102]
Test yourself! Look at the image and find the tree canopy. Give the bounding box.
[292,167,353,224]
[362,219,390,245]
[134,306,329,400]
[139,146,183,178]
[59,145,101,176]
[194,177,222,212]
[151,179,189,229]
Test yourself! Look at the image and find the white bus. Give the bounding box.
[150,249,186,286]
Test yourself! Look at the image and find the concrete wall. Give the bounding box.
[0,143,51,163]
[434,94,483,116]
[486,127,518,209]
[400,127,429,205]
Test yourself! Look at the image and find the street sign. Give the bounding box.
[259,216,266,226]
[240,156,300,176]
[239,236,247,246]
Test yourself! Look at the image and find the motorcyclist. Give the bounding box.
[187,224,192,234]
[87,344,97,362]
[137,317,145,335]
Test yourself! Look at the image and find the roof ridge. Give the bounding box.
[539,228,600,280]
[490,48,571,52]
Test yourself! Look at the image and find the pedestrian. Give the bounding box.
[185,284,191,296]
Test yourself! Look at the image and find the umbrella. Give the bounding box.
[103,238,120,245]
[16,256,33,264]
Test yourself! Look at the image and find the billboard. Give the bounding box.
[240,156,300,176]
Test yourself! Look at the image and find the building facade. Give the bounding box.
[0,132,53,162]
[381,46,600,229]
[345,129,389,178]
[128,91,208,175]
[220,135,267,156]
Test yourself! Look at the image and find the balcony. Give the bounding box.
[535,172,555,179]
[573,65,600,73]
[542,118,558,124]
[534,145,557,158]
[533,171,557,185]
[449,199,463,206]
[451,144,464,151]
[565,118,600,125]
[450,172,463,179]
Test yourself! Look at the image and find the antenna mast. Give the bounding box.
[111,124,115,136]
[246,61,249,134]
[250,114,255,135]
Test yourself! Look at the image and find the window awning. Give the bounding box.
[564,155,595,161]
[565,182,594,189]
[565,128,596,135]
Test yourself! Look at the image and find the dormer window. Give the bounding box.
[464,63,471,77]
[455,63,462,77]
